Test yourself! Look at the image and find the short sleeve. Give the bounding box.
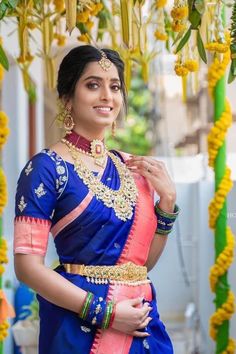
[14,152,58,256]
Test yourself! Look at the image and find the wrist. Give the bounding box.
[158,195,176,213]
[154,201,180,235]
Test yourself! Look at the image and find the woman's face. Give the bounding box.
[69,61,123,131]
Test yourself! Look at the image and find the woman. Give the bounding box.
[14,45,179,354]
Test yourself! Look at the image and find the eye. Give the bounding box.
[87,82,99,89]
[111,85,121,91]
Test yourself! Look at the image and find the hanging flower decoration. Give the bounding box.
[171,0,188,33]
[174,0,207,64]
[154,0,168,41]
[206,2,229,54]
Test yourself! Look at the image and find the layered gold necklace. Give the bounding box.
[62,140,138,221]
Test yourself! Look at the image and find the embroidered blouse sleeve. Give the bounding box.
[14,153,58,256]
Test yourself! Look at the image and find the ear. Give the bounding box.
[61,95,72,111]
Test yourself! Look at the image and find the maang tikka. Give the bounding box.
[98,50,112,71]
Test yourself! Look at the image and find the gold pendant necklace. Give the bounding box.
[62,140,138,221]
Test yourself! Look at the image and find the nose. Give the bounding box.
[100,84,112,101]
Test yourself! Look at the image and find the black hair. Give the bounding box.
[57,45,127,113]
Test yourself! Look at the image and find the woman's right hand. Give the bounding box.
[111,297,152,337]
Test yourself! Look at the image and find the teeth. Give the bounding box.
[94,107,111,111]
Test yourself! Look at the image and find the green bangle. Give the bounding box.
[154,202,180,219]
[155,202,180,235]
[102,301,114,329]
[80,292,94,320]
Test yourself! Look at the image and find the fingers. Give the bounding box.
[131,330,150,338]
[137,316,152,329]
[126,156,165,176]
[129,297,144,307]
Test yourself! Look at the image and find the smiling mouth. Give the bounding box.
[93,106,113,112]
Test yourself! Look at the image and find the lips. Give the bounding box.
[93,106,113,112]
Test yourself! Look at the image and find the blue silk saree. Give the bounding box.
[14,148,173,354]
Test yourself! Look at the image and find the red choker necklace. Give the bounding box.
[61,131,107,167]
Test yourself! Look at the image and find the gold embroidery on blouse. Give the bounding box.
[63,141,138,221]
[25,161,33,176]
[18,196,27,212]
[34,183,47,198]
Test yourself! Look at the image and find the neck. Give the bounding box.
[73,125,105,141]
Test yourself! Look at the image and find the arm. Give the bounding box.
[145,196,175,272]
[14,254,87,314]
[14,254,152,337]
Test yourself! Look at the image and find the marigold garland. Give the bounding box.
[0,239,8,265]
[0,111,10,150]
[0,320,9,342]
[0,168,7,215]
[207,101,232,168]
[207,38,236,351]
[209,290,235,340]
[208,167,233,229]
[0,65,4,83]
[209,227,235,292]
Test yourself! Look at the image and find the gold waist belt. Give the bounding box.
[63,261,148,283]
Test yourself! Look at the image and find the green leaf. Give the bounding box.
[176,27,191,53]
[197,30,207,63]
[194,0,205,14]
[7,0,19,8]
[172,31,184,47]
[189,10,201,28]
[227,66,235,83]
[0,45,9,70]
[0,2,7,20]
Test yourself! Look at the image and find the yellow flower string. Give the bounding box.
[209,227,235,292]
[209,290,235,340]
[0,111,10,150]
[154,7,168,42]
[207,101,232,168]
[0,168,7,216]
[0,321,9,342]
[207,39,235,350]
[171,0,188,33]
[208,168,233,229]
[0,239,8,265]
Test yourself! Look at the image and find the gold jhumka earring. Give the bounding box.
[56,99,75,134]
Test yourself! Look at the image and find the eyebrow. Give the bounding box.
[83,75,120,82]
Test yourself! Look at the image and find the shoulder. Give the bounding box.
[19,146,68,183]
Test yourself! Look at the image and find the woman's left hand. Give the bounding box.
[126,155,176,212]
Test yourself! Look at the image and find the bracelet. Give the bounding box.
[79,291,115,329]
[154,202,180,235]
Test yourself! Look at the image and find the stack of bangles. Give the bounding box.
[79,291,116,329]
[154,201,180,235]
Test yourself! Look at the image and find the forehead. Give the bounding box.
[80,61,120,81]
